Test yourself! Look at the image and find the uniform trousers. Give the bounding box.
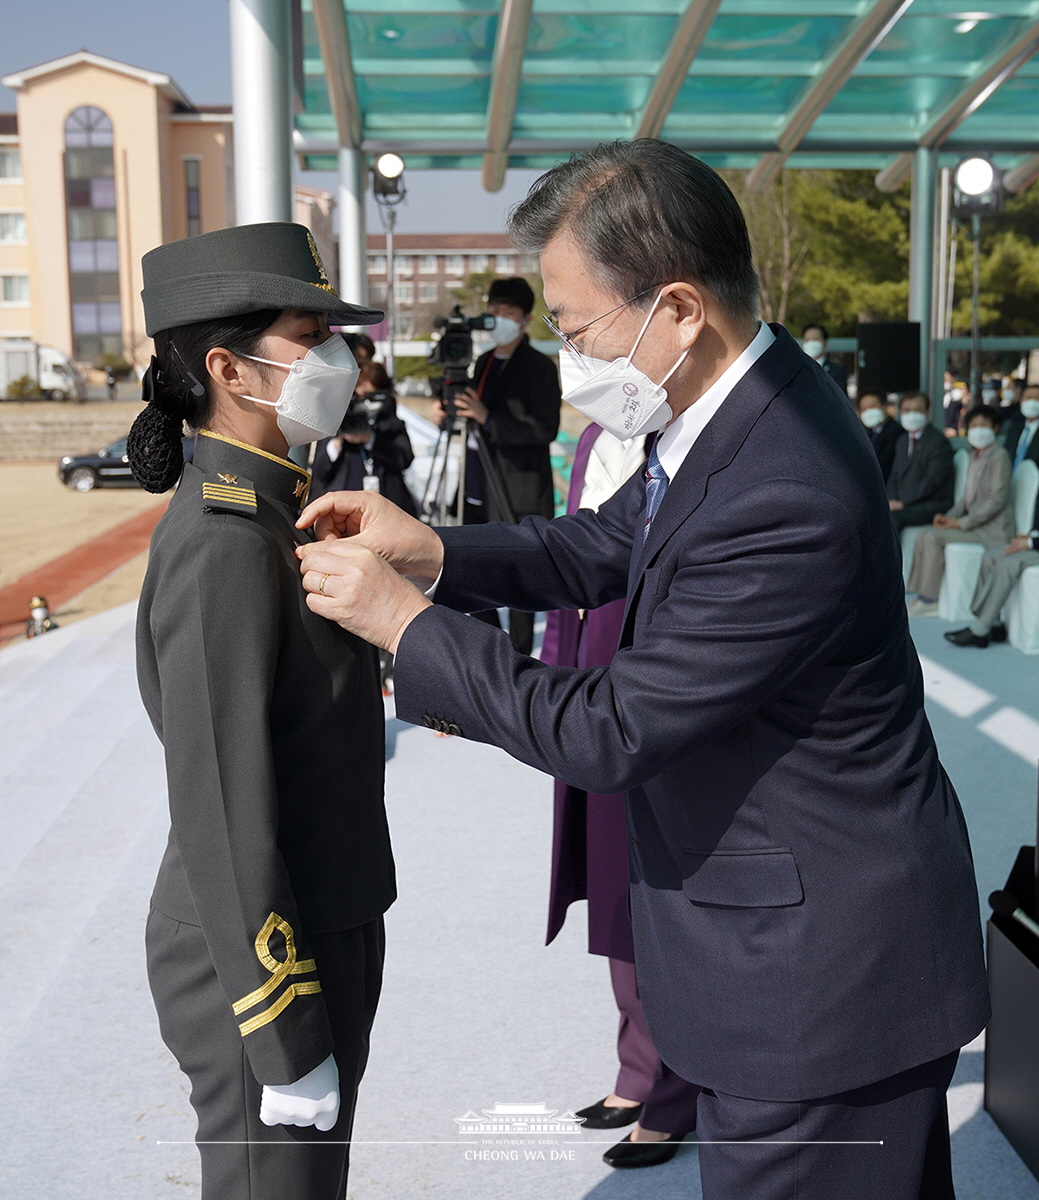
[907,527,990,599]
[146,909,384,1200]
[970,545,1039,632]
[608,957,700,1135]
[695,1050,958,1200]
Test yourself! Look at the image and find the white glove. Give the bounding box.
[260,1053,340,1132]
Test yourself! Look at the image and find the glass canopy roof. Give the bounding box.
[296,1,1039,181]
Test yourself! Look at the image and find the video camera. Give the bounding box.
[338,391,391,438]
[429,304,496,372]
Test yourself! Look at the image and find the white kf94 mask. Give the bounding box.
[241,333,359,447]
[557,290,689,440]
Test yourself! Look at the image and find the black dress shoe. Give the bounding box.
[991,623,1008,643]
[575,1097,643,1130]
[603,1132,684,1169]
[944,627,989,648]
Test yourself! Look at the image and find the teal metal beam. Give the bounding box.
[311,0,362,147]
[745,0,914,191]
[920,9,1039,146]
[483,0,534,192]
[635,0,724,139]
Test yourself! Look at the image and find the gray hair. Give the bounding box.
[508,139,759,320]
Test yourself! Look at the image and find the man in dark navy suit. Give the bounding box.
[296,140,989,1200]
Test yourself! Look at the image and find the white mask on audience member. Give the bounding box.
[557,290,687,441]
[900,411,928,433]
[967,426,996,450]
[802,339,825,361]
[1020,399,1039,420]
[860,407,885,429]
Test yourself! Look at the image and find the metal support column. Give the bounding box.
[337,147,367,308]
[229,0,293,224]
[909,147,938,406]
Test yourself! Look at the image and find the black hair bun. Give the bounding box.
[127,360,185,493]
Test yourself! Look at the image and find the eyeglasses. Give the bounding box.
[542,284,666,354]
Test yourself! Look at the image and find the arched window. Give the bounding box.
[64,106,120,362]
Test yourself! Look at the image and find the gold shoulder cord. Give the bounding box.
[232,913,322,1037]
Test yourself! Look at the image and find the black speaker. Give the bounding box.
[856,322,920,394]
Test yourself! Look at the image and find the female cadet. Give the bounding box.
[128,223,396,1200]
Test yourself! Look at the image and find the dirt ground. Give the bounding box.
[0,462,166,627]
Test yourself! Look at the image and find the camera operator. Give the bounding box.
[430,277,562,654]
[310,362,417,516]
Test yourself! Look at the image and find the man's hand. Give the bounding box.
[260,1053,340,1132]
[933,513,959,529]
[298,539,432,651]
[1005,534,1032,555]
[296,490,444,582]
[889,499,904,512]
[453,387,488,425]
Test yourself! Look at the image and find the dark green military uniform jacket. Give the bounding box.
[137,429,396,1085]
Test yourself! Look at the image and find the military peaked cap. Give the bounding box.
[141,222,383,336]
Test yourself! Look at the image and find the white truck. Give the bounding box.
[0,338,86,401]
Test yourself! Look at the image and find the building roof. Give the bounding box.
[367,233,518,251]
[296,1,1039,192]
[1,51,193,110]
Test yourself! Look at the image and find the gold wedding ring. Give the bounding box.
[318,573,330,596]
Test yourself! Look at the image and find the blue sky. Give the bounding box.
[1,0,542,234]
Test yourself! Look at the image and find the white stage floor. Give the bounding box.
[0,601,1036,1199]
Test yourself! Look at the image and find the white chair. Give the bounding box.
[1004,460,1039,653]
[900,447,969,585]
[936,451,981,620]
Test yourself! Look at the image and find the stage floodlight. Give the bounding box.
[953,156,1002,215]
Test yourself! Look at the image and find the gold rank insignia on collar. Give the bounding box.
[293,477,308,502]
[201,472,258,516]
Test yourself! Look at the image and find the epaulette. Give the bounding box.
[201,471,258,516]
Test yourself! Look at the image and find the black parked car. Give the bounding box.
[59,436,194,491]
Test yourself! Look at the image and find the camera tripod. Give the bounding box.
[420,370,515,526]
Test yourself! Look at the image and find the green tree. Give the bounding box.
[725,169,911,335]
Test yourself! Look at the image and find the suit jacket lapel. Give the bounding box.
[620,325,807,638]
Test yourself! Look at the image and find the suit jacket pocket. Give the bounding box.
[681,847,804,908]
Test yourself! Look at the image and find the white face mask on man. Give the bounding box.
[240,334,359,447]
[860,407,885,429]
[900,410,928,433]
[490,316,523,347]
[557,290,689,440]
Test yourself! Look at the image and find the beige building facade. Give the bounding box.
[1,51,336,375]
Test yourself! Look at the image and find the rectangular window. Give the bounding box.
[418,255,437,274]
[469,254,488,273]
[68,209,117,240]
[367,254,386,275]
[185,159,201,236]
[90,178,117,209]
[444,255,464,275]
[369,282,388,303]
[395,281,414,305]
[0,150,22,179]
[495,255,515,273]
[0,212,26,241]
[2,274,30,304]
[418,283,438,304]
[395,255,414,275]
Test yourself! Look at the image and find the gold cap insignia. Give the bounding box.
[307,231,339,297]
[218,473,239,485]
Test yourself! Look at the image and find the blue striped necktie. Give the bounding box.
[643,443,669,542]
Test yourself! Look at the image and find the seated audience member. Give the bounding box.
[1001,383,1039,472]
[310,362,417,515]
[945,527,1039,649]
[887,392,955,531]
[906,404,1014,616]
[801,323,846,394]
[857,390,904,482]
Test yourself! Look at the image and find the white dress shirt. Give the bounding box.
[655,320,775,482]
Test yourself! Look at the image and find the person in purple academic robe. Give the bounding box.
[542,421,701,1170]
